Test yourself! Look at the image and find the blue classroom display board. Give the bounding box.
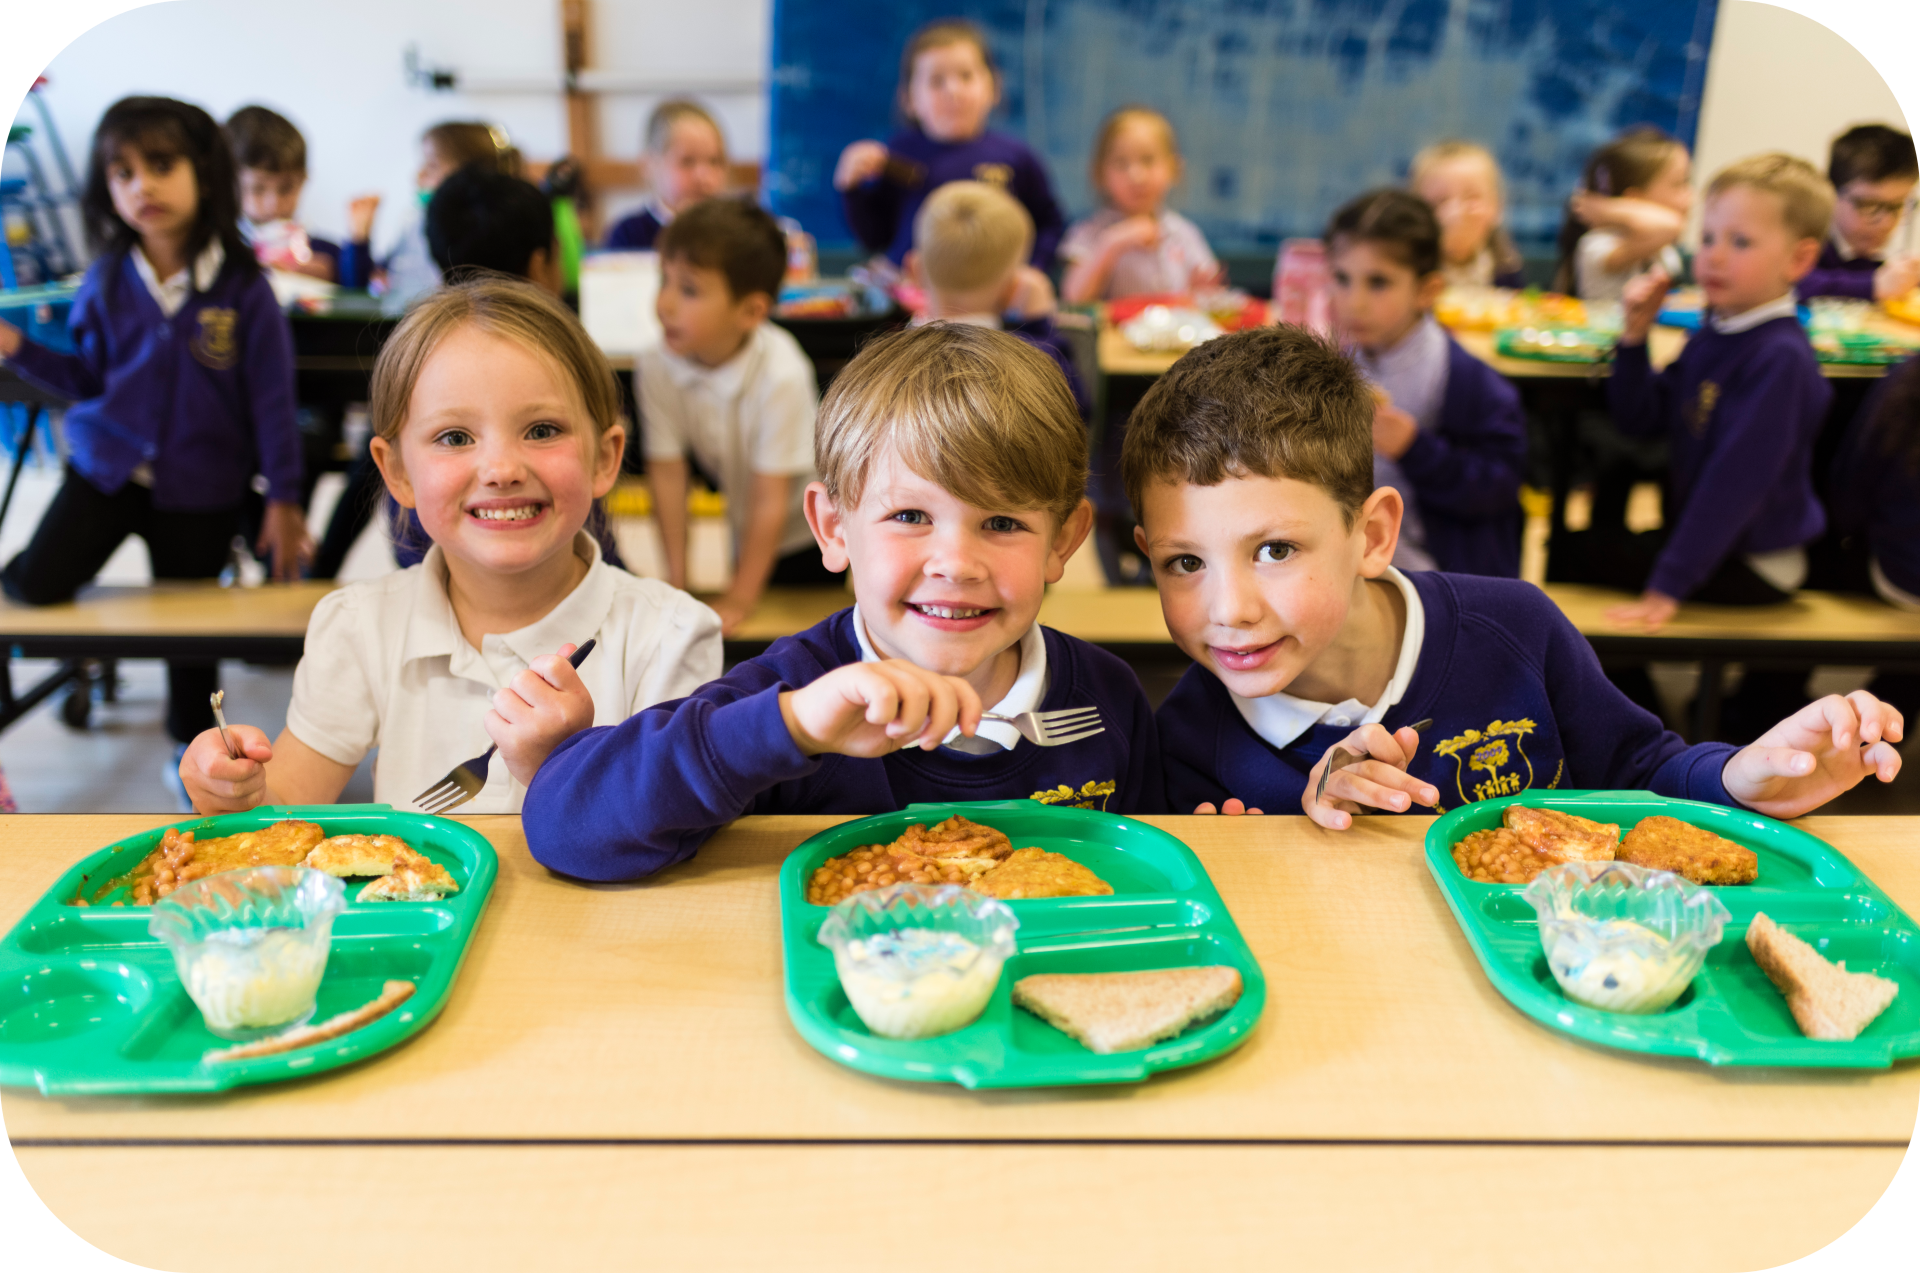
[769,0,1718,252]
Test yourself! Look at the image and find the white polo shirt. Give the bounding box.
[639,322,820,560]
[287,533,722,812]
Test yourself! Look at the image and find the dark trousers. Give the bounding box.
[1547,527,1794,606]
[2,467,240,742]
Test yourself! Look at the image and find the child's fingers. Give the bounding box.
[528,648,584,692]
[1739,746,1819,783]
[1322,761,1438,813]
[1865,740,1903,783]
[1193,802,1220,815]
[911,672,961,749]
[1845,688,1903,746]
[948,676,984,739]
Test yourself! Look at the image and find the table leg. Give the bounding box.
[0,404,39,534]
[0,656,83,733]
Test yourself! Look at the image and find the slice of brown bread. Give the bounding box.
[1746,912,1899,1041]
[1012,966,1243,1054]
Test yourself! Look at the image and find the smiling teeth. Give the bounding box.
[915,604,985,619]
[472,506,541,521]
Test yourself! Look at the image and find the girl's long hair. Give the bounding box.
[1551,127,1683,294]
[81,96,253,282]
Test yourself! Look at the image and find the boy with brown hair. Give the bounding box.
[909,180,1089,419]
[1124,325,1902,825]
[225,104,339,281]
[525,323,1162,880]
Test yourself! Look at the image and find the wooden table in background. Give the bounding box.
[727,585,1177,659]
[4,813,1913,1270]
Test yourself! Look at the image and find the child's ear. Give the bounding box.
[1044,499,1096,584]
[1417,270,1447,312]
[904,249,924,290]
[369,435,417,509]
[1356,486,1402,578]
[1784,235,1823,283]
[803,481,851,572]
[737,289,772,327]
[591,421,627,498]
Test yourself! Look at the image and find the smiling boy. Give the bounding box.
[524,323,1163,881]
[1126,326,1902,827]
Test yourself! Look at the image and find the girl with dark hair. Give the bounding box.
[0,95,306,792]
[1552,127,1693,300]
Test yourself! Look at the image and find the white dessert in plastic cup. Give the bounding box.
[180,925,332,1034]
[833,929,1003,1040]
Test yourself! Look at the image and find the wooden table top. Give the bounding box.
[732,585,1177,647]
[1544,582,1920,645]
[0,581,336,638]
[6,812,1915,1146]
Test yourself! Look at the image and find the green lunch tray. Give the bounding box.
[779,801,1266,1089]
[0,806,497,1096]
[1494,327,1616,363]
[1811,330,1920,365]
[1426,791,1920,1068]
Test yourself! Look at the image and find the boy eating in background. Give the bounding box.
[225,105,339,281]
[525,324,1162,881]
[425,167,564,296]
[639,198,824,633]
[1800,125,1919,302]
[909,180,1090,420]
[1125,326,1901,824]
[1574,154,1834,629]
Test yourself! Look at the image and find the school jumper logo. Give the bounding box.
[1432,719,1563,807]
[1030,779,1116,811]
[972,162,1014,189]
[1687,381,1720,437]
[191,307,239,370]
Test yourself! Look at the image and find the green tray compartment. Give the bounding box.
[779,801,1266,1089]
[0,805,497,1095]
[1425,791,1920,1068]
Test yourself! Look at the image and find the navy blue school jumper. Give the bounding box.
[1400,336,1528,578]
[841,127,1066,271]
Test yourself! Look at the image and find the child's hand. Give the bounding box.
[1874,256,1920,301]
[1619,266,1672,346]
[1302,723,1438,830]
[486,643,597,787]
[256,500,312,582]
[1723,691,1904,818]
[1372,401,1418,459]
[1188,261,1228,293]
[780,659,983,758]
[347,194,380,242]
[834,141,889,191]
[0,319,20,359]
[1100,214,1162,256]
[709,594,754,636]
[1007,265,1056,319]
[1604,589,1679,631]
[1193,798,1264,815]
[180,724,273,814]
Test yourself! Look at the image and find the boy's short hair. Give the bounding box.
[1325,188,1442,278]
[1828,124,1918,189]
[1122,326,1375,524]
[225,105,306,175]
[425,167,555,277]
[646,98,724,156]
[656,197,787,302]
[816,323,1086,524]
[913,180,1032,294]
[1708,153,1836,243]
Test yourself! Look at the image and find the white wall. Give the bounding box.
[1692,0,1909,240]
[6,0,1910,259]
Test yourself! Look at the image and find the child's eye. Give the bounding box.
[1255,541,1296,564]
[525,421,564,441]
[433,428,475,448]
[1161,554,1205,576]
[983,515,1028,534]
[889,509,931,525]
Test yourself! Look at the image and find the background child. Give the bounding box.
[641,198,824,633]
[1572,154,1834,631]
[426,166,564,293]
[1121,326,1903,824]
[1799,124,1919,301]
[1059,106,1220,304]
[1554,127,1692,301]
[1408,140,1525,290]
[0,95,307,785]
[834,19,1065,275]
[225,105,338,281]
[179,278,721,814]
[1324,189,1526,577]
[524,323,1161,881]
[604,99,731,250]
[910,180,1090,420]
[339,120,508,302]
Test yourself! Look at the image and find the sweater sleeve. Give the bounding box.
[1397,354,1526,518]
[1015,150,1067,273]
[240,275,304,504]
[1796,266,1876,301]
[336,239,372,290]
[1155,671,1234,813]
[521,651,826,881]
[840,179,901,255]
[1605,341,1673,441]
[1644,356,1810,601]
[3,276,105,402]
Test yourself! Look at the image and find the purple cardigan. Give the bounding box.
[1396,335,1528,578]
[1797,239,1878,301]
[5,249,301,511]
[841,126,1066,270]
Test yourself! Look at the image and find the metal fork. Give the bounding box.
[413,639,596,815]
[981,705,1104,747]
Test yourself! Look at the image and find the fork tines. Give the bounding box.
[416,766,486,815]
[1026,705,1104,746]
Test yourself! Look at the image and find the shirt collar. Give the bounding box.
[658,326,759,397]
[1829,226,1877,264]
[1230,567,1425,752]
[131,240,226,314]
[847,603,1048,752]
[402,532,611,681]
[1711,291,1799,335]
[1354,314,1446,377]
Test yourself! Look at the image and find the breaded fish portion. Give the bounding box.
[1504,806,1619,862]
[1617,815,1758,885]
[970,848,1114,900]
[357,846,460,902]
[896,816,1014,862]
[306,834,412,878]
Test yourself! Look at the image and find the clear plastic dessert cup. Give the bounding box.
[817,884,1019,1040]
[148,866,346,1041]
[1523,861,1731,1014]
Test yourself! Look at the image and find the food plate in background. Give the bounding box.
[779,801,1266,1089]
[1425,791,1920,1067]
[1494,326,1615,363]
[0,805,497,1095]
